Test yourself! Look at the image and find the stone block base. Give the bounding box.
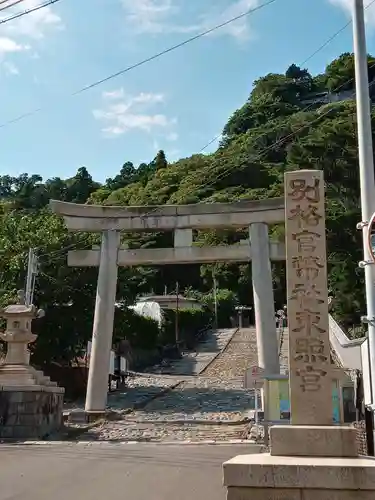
[0,387,64,439]
[270,425,358,457]
[223,454,375,500]
[67,409,107,424]
[227,486,375,499]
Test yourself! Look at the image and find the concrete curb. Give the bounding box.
[122,418,250,426]
[198,328,239,375]
[3,439,262,447]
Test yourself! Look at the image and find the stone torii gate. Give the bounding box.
[50,198,285,414]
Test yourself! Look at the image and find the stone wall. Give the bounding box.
[355,420,368,455]
[0,389,64,440]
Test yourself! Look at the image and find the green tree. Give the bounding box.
[152,150,168,171]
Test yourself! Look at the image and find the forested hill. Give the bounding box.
[0,52,372,362]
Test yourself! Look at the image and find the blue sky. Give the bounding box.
[0,0,374,183]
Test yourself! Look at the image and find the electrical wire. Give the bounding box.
[142,64,375,219]
[0,0,26,13]
[0,0,63,27]
[197,74,375,196]
[198,0,375,154]
[0,0,277,129]
[199,134,222,153]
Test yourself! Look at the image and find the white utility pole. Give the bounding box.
[25,248,38,306]
[353,0,375,402]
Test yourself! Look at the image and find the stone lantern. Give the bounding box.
[0,290,39,365]
[0,290,50,386]
[0,291,64,440]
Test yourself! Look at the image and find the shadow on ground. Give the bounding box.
[101,384,260,417]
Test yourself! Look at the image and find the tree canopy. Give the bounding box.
[0,52,371,365]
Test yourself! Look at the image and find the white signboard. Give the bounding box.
[244,365,265,389]
[109,350,115,375]
[120,357,127,373]
[361,338,372,406]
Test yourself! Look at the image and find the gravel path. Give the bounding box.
[66,328,260,443]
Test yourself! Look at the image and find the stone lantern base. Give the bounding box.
[0,384,64,440]
[0,292,65,440]
[0,363,65,440]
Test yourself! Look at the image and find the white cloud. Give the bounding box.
[133,92,165,104]
[0,0,62,71]
[121,0,260,41]
[200,0,260,41]
[0,37,27,54]
[166,131,178,141]
[2,0,63,40]
[3,60,19,75]
[329,0,375,25]
[93,89,176,137]
[103,88,125,100]
[121,0,176,34]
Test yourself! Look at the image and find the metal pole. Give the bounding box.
[213,273,218,330]
[175,281,179,347]
[353,0,375,402]
[254,384,259,440]
[263,379,270,448]
[30,253,38,306]
[25,248,33,306]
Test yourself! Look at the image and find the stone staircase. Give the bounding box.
[202,328,258,379]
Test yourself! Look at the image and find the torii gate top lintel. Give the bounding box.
[49,198,285,232]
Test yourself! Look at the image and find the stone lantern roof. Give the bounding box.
[1,303,37,317]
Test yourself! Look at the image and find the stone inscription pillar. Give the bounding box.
[85,230,120,413]
[284,169,332,425]
[250,222,280,375]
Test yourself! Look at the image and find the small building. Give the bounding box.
[137,294,202,311]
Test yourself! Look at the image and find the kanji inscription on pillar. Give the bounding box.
[284,170,332,425]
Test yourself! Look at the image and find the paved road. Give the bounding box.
[0,443,253,500]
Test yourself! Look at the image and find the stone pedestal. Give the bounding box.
[0,386,64,439]
[0,292,65,440]
[224,453,375,500]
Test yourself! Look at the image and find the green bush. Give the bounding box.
[160,308,212,348]
[113,305,160,350]
[200,289,239,328]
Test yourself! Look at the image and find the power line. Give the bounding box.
[73,0,278,96]
[0,0,63,27]
[199,134,222,153]
[193,72,375,197]
[301,0,375,66]
[143,39,372,218]
[0,0,26,13]
[198,0,375,155]
[141,64,375,219]
[0,0,277,129]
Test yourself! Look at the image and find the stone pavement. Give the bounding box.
[147,328,236,376]
[0,443,259,500]
[65,328,260,443]
[202,328,258,378]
